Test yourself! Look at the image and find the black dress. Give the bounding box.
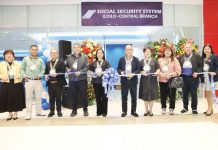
[0,79,25,113]
[0,68,25,113]
[139,59,159,101]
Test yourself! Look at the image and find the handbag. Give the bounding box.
[168,76,184,88]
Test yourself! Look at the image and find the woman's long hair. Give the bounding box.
[202,44,214,59]
[95,49,105,61]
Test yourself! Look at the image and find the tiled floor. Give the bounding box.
[1,122,218,150]
[0,90,218,125]
[1,90,218,150]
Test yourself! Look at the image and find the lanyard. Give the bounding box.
[95,60,104,74]
[184,53,193,62]
[162,58,170,72]
[96,60,104,68]
[163,58,170,66]
[125,56,133,64]
[6,62,14,78]
[144,58,151,66]
[183,53,193,68]
[143,58,152,72]
[50,59,58,70]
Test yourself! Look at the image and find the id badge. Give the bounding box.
[8,70,14,76]
[50,69,56,74]
[30,64,36,70]
[143,65,151,72]
[183,61,192,68]
[203,64,209,71]
[73,62,77,70]
[95,67,102,74]
[162,66,169,72]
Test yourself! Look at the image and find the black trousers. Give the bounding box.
[93,83,108,115]
[159,82,176,109]
[182,76,198,110]
[48,83,62,112]
[121,80,137,114]
[69,80,88,112]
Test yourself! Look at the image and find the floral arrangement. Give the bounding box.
[81,40,102,64]
[80,40,102,105]
[87,80,96,105]
[147,39,175,59]
[102,68,119,95]
[175,38,198,57]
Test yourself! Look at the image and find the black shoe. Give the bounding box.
[102,114,107,117]
[192,110,198,115]
[149,112,153,116]
[131,112,139,117]
[97,113,102,116]
[70,111,77,117]
[144,111,149,116]
[180,109,188,114]
[121,112,127,117]
[6,117,12,121]
[206,110,213,116]
[13,117,18,120]
[47,112,55,118]
[206,112,213,116]
[203,111,207,114]
[57,112,63,117]
[84,111,89,117]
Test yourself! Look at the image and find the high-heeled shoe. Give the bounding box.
[206,110,213,116]
[149,112,153,116]
[6,117,12,121]
[144,111,149,116]
[13,117,18,120]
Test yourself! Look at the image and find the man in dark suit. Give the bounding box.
[45,48,67,117]
[117,45,140,117]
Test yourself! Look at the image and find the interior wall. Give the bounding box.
[203,0,218,54]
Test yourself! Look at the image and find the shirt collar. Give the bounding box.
[72,53,81,58]
[125,56,133,62]
[29,55,38,59]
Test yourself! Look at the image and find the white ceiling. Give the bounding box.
[0,0,203,5]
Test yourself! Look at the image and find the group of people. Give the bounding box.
[0,42,217,121]
[118,43,217,117]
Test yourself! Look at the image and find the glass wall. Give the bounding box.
[0,4,203,61]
